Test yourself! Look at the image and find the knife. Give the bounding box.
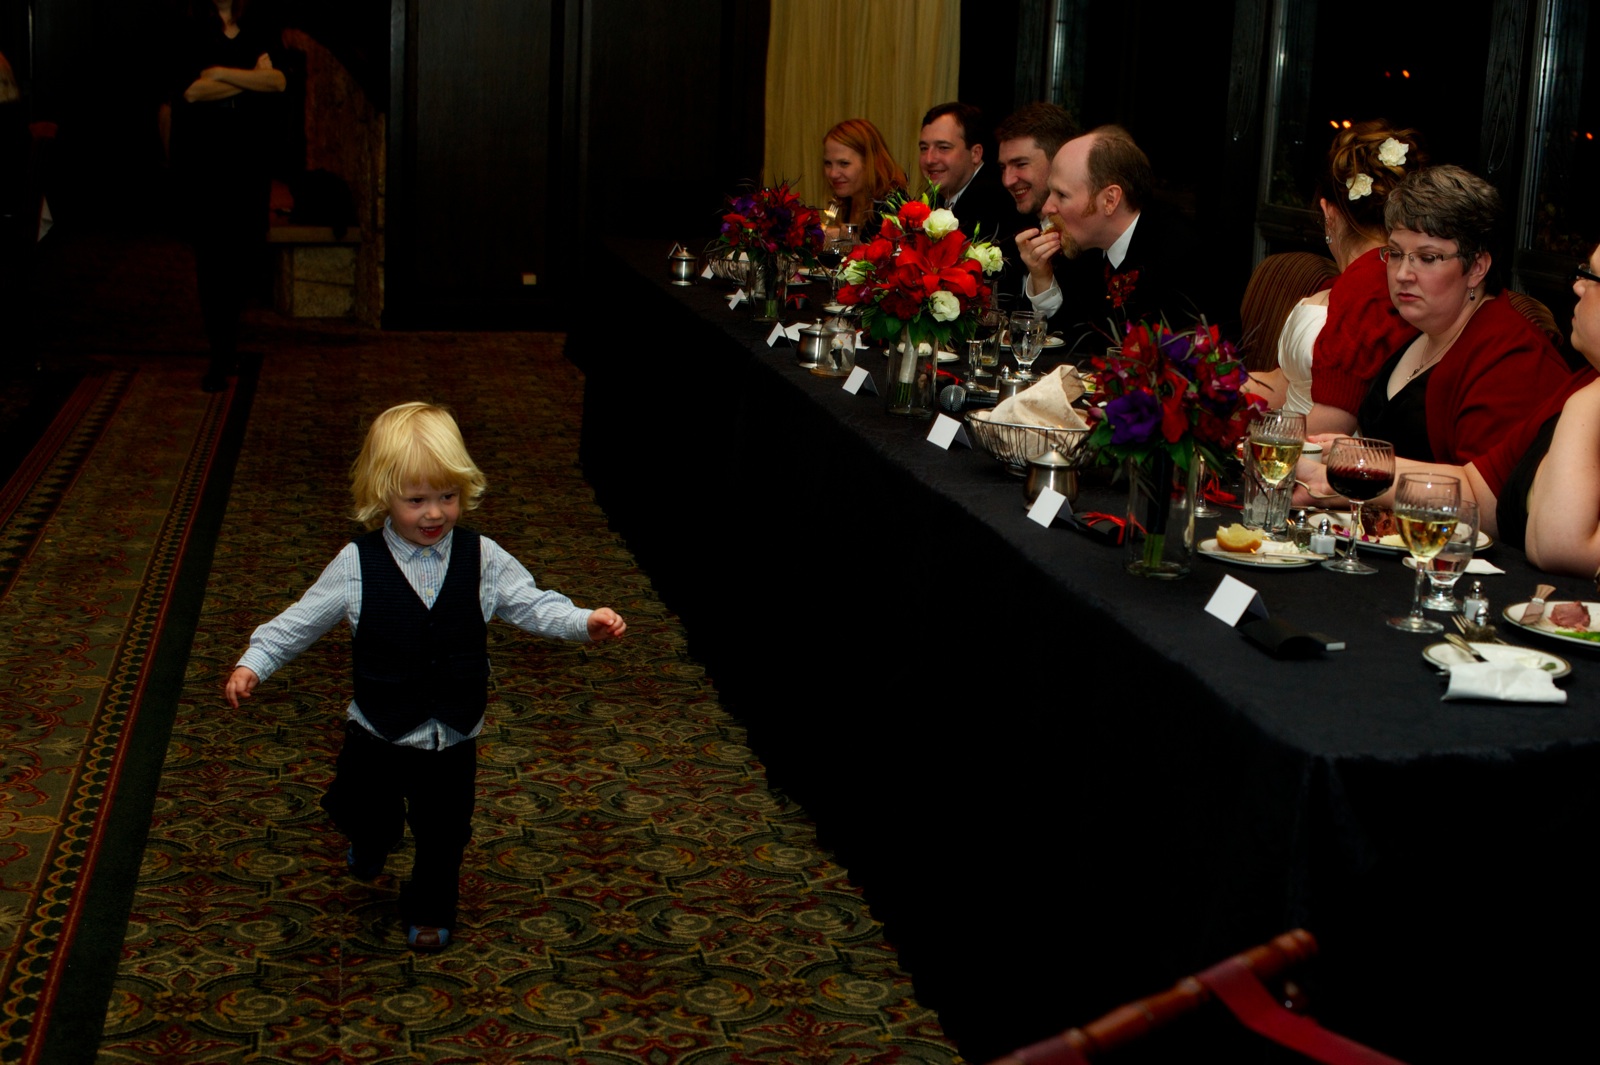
[1522,583,1556,625]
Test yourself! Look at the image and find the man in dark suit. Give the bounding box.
[917,102,1021,248]
[994,102,1080,309]
[1021,125,1211,347]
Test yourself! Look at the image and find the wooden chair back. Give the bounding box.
[1505,289,1567,356]
[1236,252,1340,372]
[986,929,1407,1065]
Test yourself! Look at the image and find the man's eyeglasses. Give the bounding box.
[1574,262,1600,285]
[1379,247,1465,269]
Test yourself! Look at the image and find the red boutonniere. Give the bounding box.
[1106,265,1140,309]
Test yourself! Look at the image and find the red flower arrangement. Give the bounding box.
[834,194,1002,351]
[1088,318,1265,471]
[715,181,825,266]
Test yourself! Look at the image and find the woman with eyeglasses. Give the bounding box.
[1297,248,1600,576]
[1353,165,1572,464]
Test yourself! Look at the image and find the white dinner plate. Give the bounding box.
[1199,538,1328,568]
[1423,641,1571,678]
[1308,511,1492,555]
[1503,600,1600,649]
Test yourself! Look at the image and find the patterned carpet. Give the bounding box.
[1,365,242,1064]
[68,331,961,1064]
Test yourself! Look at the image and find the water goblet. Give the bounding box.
[1009,310,1047,377]
[1419,500,1479,611]
[1321,436,1395,575]
[1245,409,1306,539]
[1388,472,1462,633]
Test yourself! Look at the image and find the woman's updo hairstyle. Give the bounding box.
[1317,120,1428,245]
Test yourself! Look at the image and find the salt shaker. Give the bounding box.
[1310,516,1337,557]
[1462,580,1490,628]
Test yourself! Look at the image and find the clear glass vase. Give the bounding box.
[1123,452,1197,579]
[884,325,937,417]
[747,254,788,323]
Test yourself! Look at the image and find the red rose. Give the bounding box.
[898,201,932,228]
[863,238,895,265]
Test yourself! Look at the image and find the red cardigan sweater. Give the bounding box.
[1309,248,1419,415]
[1424,294,1574,468]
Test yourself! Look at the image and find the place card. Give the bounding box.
[844,366,877,395]
[1026,486,1071,528]
[727,288,747,310]
[765,322,807,347]
[700,264,714,279]
[1205,574,1268,628]
[926,413,969,450]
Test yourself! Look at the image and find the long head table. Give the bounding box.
[572,239,1600,1063]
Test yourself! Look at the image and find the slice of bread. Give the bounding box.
[1215,523,1264,553]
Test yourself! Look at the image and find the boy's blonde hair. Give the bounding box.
[350,402,487,528]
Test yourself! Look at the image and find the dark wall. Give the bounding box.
[386,0,767,326]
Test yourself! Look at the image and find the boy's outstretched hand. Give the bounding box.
[225,666,260,708]
[587,607,627,642]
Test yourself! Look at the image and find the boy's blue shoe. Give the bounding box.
[346,846,387,881]
[407,925,450,952]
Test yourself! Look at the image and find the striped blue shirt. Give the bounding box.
[237,521,592,749]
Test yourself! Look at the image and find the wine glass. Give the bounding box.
[1194,452,1221,518]
[1419,499,1479,611]
[1009,309,1047,378]
[1321,437,1396,575]
[1388,472,1461,633]
[1245,409,1306,538]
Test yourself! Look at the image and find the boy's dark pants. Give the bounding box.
[321,721,477,929]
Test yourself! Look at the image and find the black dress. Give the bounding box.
[1495,414,1561,551]
[1358,349,1436,461]
[168,15,281,374]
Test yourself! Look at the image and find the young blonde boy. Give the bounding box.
[225,401,625,951]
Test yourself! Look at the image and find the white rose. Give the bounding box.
[1377,137,1409,168]
[924,209,960,240]
[966,242,1004,275]
[928,290,962,322]
[1346,173,1374,200]
[841,259,873,284]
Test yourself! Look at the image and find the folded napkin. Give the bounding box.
[990,366,1090,429]
[1443,661,1566,703]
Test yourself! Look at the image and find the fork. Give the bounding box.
[1453,613,1507,644]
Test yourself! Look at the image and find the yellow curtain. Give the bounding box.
[764,0,961,207]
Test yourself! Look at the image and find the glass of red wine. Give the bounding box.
[1321,436,1396,575]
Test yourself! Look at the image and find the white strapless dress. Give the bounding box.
[1277,299,1328,416]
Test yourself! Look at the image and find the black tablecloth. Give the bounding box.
[572,240,1600,1064]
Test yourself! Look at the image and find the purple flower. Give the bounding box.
[1160,332,1199,378]
[1106,390,1162,446]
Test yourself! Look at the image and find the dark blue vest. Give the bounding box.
[352,528,488,741]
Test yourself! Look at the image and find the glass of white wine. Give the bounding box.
[1245,409,1306,538]
[1389,472,1461,633]
[1419,499,1479,611]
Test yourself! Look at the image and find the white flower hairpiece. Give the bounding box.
[1378,137,1409,168]
[1346,173,1374,200]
